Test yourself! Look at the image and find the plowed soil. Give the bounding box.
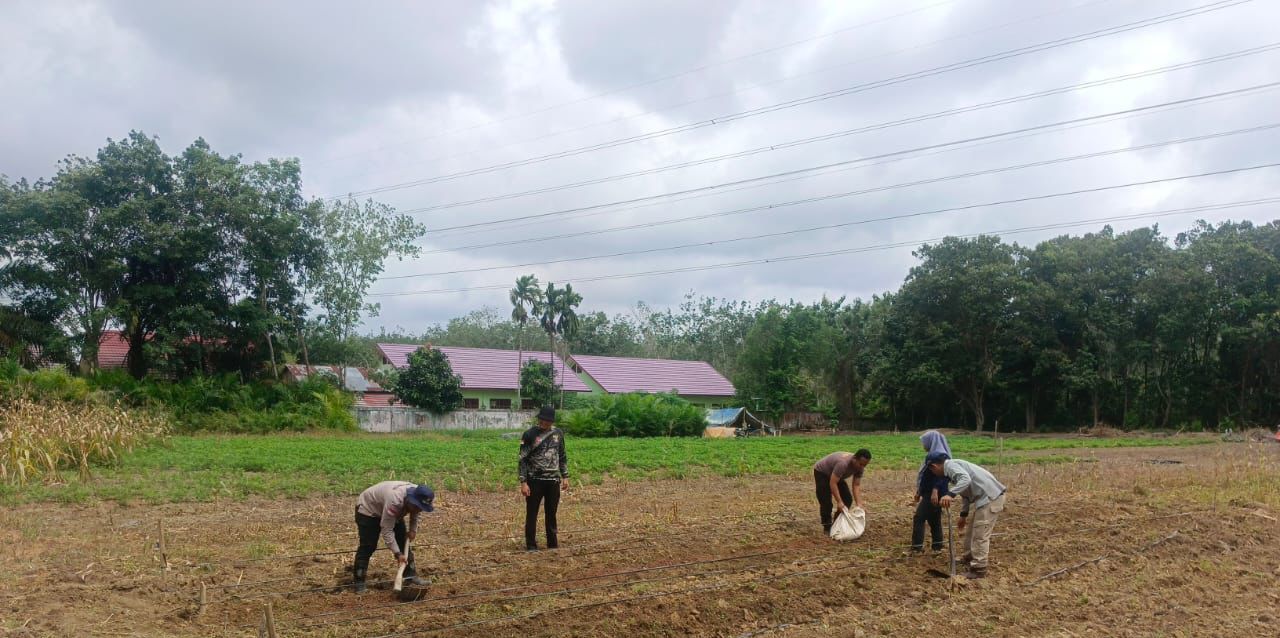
[2,442,1277,637]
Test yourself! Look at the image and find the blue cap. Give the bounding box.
[405,484,434,512]
[925,452,950,466]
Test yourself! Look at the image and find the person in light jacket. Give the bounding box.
[352,481,435,593]
[926,452,1007,579]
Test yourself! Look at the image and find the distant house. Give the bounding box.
[567,354,736,408]
[282,364,396,408]
[94,329,224,373]
[376,344,592,410]
[97,330,131,369]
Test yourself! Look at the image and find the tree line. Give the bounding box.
[376,222,1280,431]
[1,131,422,378]
[5,134,1278,431]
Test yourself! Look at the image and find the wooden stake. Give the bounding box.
[1212,449,1221,515]
[197,582,207,616]
[263,603,278,638]
[672,502,679,524]
[158,519,168,576]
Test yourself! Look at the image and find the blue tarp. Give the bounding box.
[706,407,745,426]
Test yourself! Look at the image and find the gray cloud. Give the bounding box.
[3,0,1278,332]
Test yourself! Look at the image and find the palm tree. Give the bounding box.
[538,282,582,407]
[509,274,542,409]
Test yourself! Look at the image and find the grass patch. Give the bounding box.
[0,430,1214,505]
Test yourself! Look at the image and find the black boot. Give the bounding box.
[352,559,368,594]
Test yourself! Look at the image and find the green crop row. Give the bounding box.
[0,430,1211,505]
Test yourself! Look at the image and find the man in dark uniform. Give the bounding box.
[519,405,569,551]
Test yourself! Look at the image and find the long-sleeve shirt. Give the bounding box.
[355,481,421,556]
[918,469,950,501]
[942,459,1006,517]
[518,426,568,482]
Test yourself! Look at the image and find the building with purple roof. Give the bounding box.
[567,354,736,409]
[376,343,591,410]
[376,344,737,410]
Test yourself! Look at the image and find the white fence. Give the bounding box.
[354,407,534,433]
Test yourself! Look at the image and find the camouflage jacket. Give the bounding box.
[518,426,568,482]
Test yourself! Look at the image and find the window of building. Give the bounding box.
[490,398,512,410]
[520,398,538,410]
[463,398,479,410]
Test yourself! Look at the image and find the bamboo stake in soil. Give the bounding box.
[158,519,168,577]
[263,603,278,638]
[197,582,207,616]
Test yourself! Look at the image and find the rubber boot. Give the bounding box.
[963,565,988,580]
[546,529,559,550]
[352,559,369,594]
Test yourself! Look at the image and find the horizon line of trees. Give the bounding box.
[366,220,1280,432]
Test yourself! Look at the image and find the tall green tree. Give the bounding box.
[509,274,542,406]
[538,282,582,407]
[0,156,126,372]
[893,236,1020,431]
[310,198,426,370]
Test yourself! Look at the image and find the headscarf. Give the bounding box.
[917,430,952,487]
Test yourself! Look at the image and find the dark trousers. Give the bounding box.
[524,479,561,549]
[814,470,853,532]
[355,509,412,567]
[911,497,944,551]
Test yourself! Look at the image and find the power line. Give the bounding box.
[368,194,1280,297]
[401,43,1280,214]
[307,0,961,168]
[426,83,1272,246]
[379,162,1280,280]
[318,0,1112,190]
[335,0,1254,200]
[422,89,1280,233]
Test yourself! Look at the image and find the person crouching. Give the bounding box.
[352,481,434,593]
[926,452,1006,579]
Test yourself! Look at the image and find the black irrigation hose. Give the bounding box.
[224,518,801,602]
[222,509,792,567]
[292,512,1197,631]
[233,547,803,629]
[366,527,1193,638]
[298,551,836,630]
[213,511,795,593]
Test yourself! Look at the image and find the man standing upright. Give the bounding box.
[927,452,1007,579]
[352,481,434,593]
[519,405,569,551]
[812,449,872,534]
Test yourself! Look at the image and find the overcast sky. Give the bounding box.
[3,0,1278,334]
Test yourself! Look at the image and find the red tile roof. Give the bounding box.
[570,354,736,397]
[355,391,399,408]
[98,330,130,368]
[375,344,591,393]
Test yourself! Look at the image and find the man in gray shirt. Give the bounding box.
[926,452,1007,579]
[352,481,434,593]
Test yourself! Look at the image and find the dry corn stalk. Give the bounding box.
[0,398,169,486]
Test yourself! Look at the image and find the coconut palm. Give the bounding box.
[538,282,582,407]
[509,274,542,408]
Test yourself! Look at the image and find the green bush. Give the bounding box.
[559,392,706,438]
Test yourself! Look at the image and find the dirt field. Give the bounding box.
[3,442,1277,637]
